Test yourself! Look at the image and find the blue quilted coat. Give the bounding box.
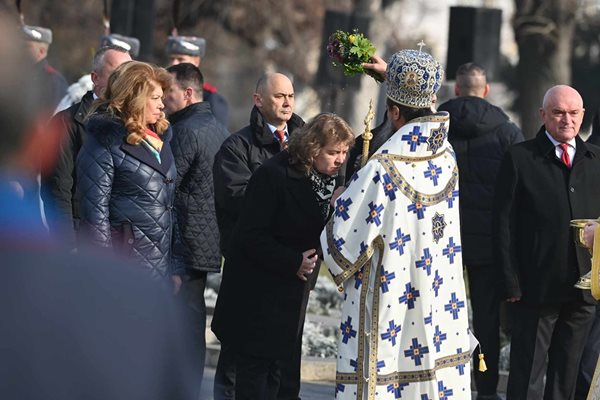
[77,112,176,278]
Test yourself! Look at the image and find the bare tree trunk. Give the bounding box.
[514,0,577,138]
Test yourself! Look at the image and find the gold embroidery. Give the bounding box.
[374,155,459,206]
[336,350,471,385]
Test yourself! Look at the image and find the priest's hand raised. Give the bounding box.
[362,55,387,82]
[297,249,318,281]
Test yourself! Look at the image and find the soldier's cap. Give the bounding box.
[386,49,444,109]
[100,34,140,59]
[22,25,52,44]
[166,36,206,58]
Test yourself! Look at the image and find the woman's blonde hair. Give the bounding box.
[97,61,172,145]
[288,113,355,174]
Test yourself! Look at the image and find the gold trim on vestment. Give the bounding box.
[374,154,459,206]
[367,241,384,399]
[326,217,383,285]
[336,350,471,385]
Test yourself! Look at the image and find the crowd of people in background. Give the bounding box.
[4,4,600,400]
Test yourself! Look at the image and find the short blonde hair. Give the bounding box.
[97,61,172,145]
[288,113,355,174]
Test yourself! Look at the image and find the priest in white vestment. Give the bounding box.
[321,49,471,400]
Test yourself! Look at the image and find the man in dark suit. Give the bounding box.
[493,85,600,400]
[438,62,523,400]
[212,72,305,400]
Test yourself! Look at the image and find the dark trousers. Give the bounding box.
[177,271,207,399]
[215,338,303,400]
[575,303,600,399]
[467,263,501,397]
[507,300,595,400]
[235,351,282,400]
[213,266,316,400]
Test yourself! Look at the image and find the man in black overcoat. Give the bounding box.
[211,72,306,400]
[493,85,600,400]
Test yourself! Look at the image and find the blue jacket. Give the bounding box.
[77,113,177,278]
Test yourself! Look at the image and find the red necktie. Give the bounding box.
[559,143,571,168]
[275,130,287,150]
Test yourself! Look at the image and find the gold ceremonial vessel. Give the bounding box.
[571,219,600,299]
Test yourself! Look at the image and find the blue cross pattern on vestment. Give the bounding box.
[455,348,465,375]
[335,197,353,221]
[433,325,447,352]
[354,269,363,289]
[336,383,345,396]
[415,248,433,275]
[366,202,384,226]
[446,190,459,208]
[381,319,402,346]
[432,270,444,297]
[340,316,357,344]
[424,310,433,325]
[359,241,369,254]
[437,380,454,399]
[333,237,345,252]
[443,237,461,264]
[424,161,442,186]
[444,292,465,320]
[408,202,427,219]
[401,126,427,152]
[421,395,432,400]
[373,172,381,183]
[350,358,358,371]
[389,228,411,255]
[398,282,420,309]
[377,360,386,372]
[382,173,398,200]
[387,382,409,399]
[380,265,396,293]
[404,337,429,366]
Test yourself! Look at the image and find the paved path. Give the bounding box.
[200,366,506,400]
[201,366,333,400]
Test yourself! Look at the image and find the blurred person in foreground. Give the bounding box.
[41,45,131,250]
[166,35,229,126]
[212,113,354,399]
[163,62,229,394]
[322,49,471,399]
[437,62,523,400]
[211,72,305,400]
[493,85,600,400]
[0,9,200,400]
[77,61,178,280]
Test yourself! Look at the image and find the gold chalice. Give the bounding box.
[571,219,593,290]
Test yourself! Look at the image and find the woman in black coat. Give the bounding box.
[211,113,355,399]
[77,61,176,279]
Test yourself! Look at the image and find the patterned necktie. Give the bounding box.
[559,143,571,168]
[275,129,287,150]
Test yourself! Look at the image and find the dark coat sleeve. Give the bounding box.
[492,150,522,299]
[235,165,303,279]
[213,135,251,224]
[77,134,114,248]
[205,91,229,128]
[41,108,80,246]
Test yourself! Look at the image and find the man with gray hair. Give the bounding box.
[438,62,523,400]
[41,45,131,249]
[494,85,600,399]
